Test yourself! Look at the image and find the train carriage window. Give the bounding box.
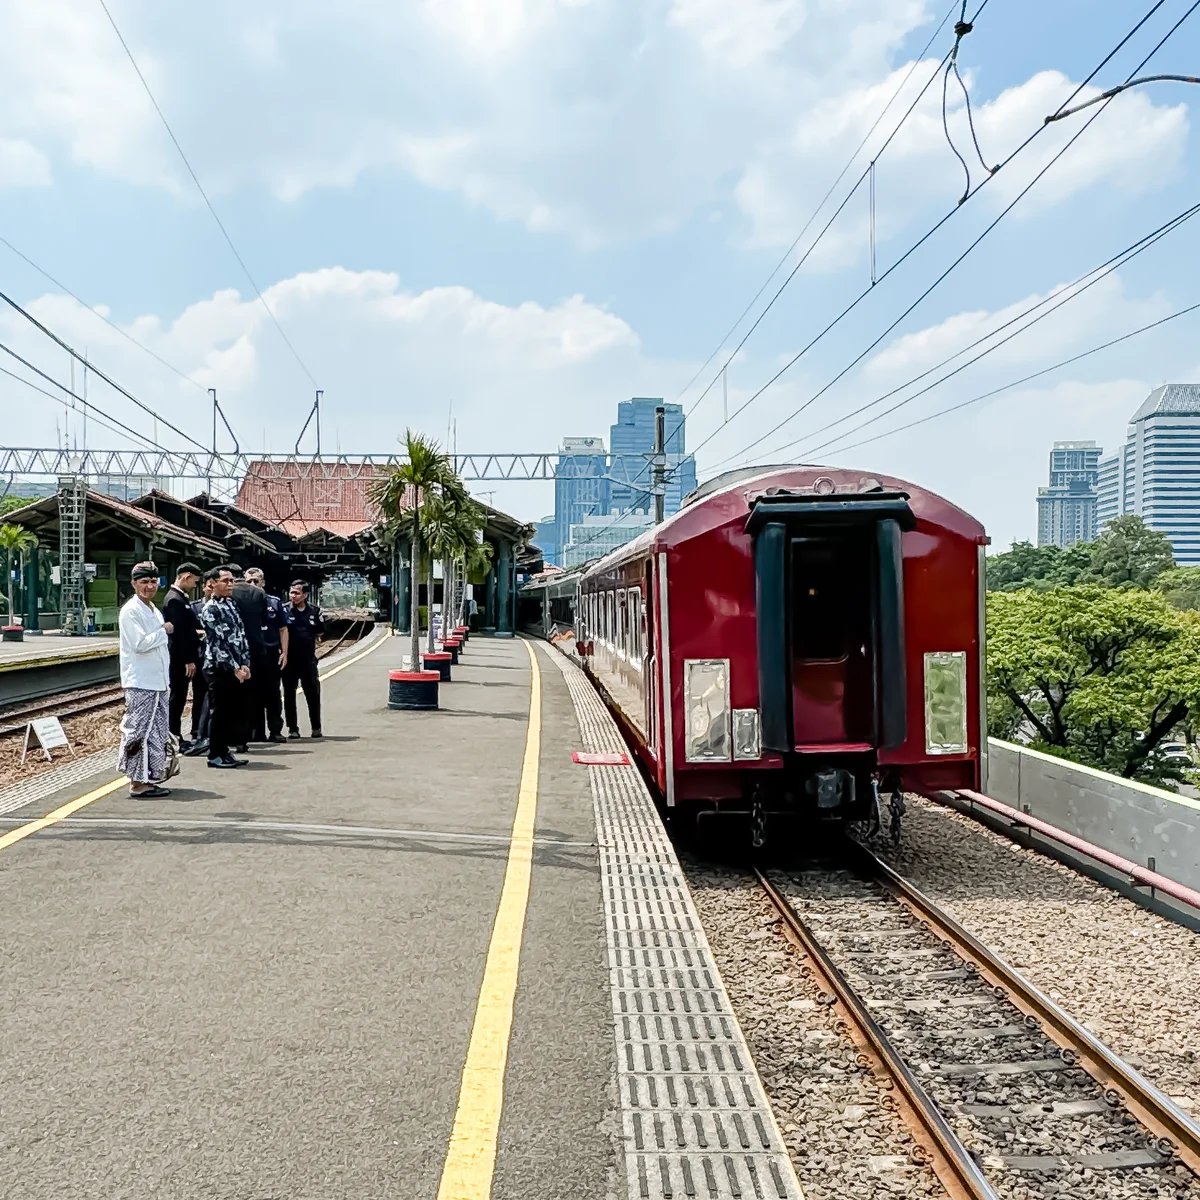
[617,589,628,660]
[605,590,614,649]
[790,537,870,661]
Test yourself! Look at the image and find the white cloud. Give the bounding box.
[0,138,51,188]
[0,267,648,462]
[737,66,1189,257]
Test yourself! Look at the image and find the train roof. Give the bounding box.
[583,464,987,575]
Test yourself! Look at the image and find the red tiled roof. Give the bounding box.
[234,460,409,538]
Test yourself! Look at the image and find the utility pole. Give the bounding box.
[208,388,217,497]
[653,405,666,525]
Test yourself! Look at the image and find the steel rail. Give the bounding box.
[754,867,1001,1200]
[0,685,125,737]
[850,840,1200,1177]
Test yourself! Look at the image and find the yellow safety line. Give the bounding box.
[436,637,542,1200]
[0,777,126,853]
[318,627,389,680]
[0,628,390,855]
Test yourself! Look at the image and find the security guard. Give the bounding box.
[283,580,323,739]
[245,568,288,744]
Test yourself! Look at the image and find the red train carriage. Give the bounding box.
[571,465,988,840]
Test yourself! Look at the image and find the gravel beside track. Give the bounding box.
[685,860,948,1200]
[865,797,1200,1121]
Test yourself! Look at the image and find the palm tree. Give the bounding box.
[368,430,451,670]
[0,524,37,626]
[458,533,494,626]
[426,479,483,646]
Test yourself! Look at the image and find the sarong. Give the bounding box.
[118,688,170,784]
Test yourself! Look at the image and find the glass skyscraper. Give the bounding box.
[608,398,698,514]
[1097,384,1200,565]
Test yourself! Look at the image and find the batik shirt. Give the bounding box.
[201,596,251,672]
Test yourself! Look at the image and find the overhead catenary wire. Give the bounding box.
[693,0,1178,472]
[0,341,169,451]
[1046,73,1200,122]
[814,299,1200,459]
[701,0,1199,474]
[0,287,209,451]
[0,233,208,394]
[0,362,161,450]
[789,200,1200,460]
[96,0,320,392]
[670,0,962,413]
[767,201,1200,459]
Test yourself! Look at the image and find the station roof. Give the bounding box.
[2,488,228,558]
[234,459,384,539]
[1132,383,1200,421]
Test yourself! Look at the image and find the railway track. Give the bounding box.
[756,842,1200,1200]
[0,623,372,738]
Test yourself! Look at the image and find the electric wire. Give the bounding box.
[692,0,1177,470]
[0,341,169,451]
[0,233,208,393]
[700,0,1198,473]
[814,299,1200,458]
[768,201,1200,459]
[791,201,1200,460]
[0,288,209,450]
[1046,73,1200,122]
[671,0,960,412]
[96,0,320,391]
[0,363,161,450]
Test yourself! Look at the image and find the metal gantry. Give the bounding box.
[0,448,563,482]
[56,474,87,634]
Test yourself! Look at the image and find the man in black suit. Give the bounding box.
[163,562,206,755]
[228,563,269,750]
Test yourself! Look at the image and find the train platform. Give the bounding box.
[0,630,801,1200]
[0,632,118,667]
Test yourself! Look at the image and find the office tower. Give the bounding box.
[553,437,609,565]
[561,512,655,568]
[1097,384,1200,564]
[609,398,698,515]
[1036,441,1100,547]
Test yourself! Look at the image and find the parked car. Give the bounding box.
[1158,741,1194,767]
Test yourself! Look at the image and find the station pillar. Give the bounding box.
[496,540,514,636]
[394,538,412,634]
[24,552,39,631]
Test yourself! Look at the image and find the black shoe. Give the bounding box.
[288,729,301,740]
[267,732,287,744]
[310,728,323,739]
[184,739,209,758]
[179,738,193,753]
[234,744,249,753]
[208,756,240,769]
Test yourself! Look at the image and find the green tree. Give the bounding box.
[0,524,37,625]
[0,495,37,518]
[1154,566,1200,611]
[368,430,453,671]
[987,586,1200,784]
[1082,514,1174,587]
[986,540,1090,591]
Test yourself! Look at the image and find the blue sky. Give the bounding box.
[1,0,1198,548]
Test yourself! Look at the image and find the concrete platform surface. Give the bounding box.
[0,633,118,670]
[0,633,614,1199]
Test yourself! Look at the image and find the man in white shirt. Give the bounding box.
[117,561,175,797]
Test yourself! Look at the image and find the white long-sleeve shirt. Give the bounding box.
[118,594,170,691]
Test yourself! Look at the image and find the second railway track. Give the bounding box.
[757,842,1200,1200]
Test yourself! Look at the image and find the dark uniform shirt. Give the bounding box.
[163,585,201,663]
[261,593,287,650]
[284,602,323,661]
[231,580,268,656]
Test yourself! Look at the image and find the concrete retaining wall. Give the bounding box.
[986,739,1200,891]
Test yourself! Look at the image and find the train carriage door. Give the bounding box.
[748,491,915,755]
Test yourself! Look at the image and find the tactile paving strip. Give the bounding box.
[539,643,804,1200]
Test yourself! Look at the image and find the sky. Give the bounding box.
[1,0,1198,549]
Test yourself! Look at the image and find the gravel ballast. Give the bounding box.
[867,797,1200,1119]
[685,860,948,1200]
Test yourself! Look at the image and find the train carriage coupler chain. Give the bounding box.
[751,797,767,849]
[889,789,906,847]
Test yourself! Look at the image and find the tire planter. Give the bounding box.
[455,625,470,643]
[421,651,453,682]
[388,669,440,710]
[442,638,461,665]
[2,626,24,643]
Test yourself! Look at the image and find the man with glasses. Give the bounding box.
[200,567,251,769]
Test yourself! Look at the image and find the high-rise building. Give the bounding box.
[1036,441,1100,548]
[552,437,609,566]
[1096,384,1200,564]
[609,398,698,514]
[561,512,655,568]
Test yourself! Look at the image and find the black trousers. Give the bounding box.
[251,650,284,739]
[205,668,243,759]
[169,659,207,740]
[283,657,321,733]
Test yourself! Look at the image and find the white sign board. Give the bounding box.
[21,716,74,764]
